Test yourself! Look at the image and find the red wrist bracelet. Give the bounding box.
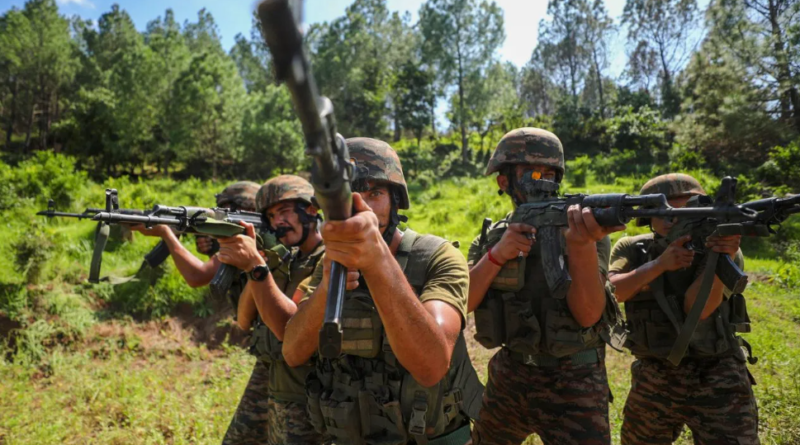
[487,248,504,267]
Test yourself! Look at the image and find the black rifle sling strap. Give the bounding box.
[667,250,720,366]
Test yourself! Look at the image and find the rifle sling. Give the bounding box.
[651,274,683,333]
[667,251,720,366]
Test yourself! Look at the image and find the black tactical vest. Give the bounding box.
[249,243,325,403]
[305,229,484,445]
[623,236,752,361]
[473,221,622,358]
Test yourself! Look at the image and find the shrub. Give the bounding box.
[13,227,54,285]
[5,151,88,208]
[566,155,592,187]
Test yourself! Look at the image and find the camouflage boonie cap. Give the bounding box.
[256,175,315,213]
[216,181,260,211]
[346,137,409,209]
[485,128,565,178]
[637,173,706,226]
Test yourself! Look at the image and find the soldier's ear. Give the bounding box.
[496,174,509,194]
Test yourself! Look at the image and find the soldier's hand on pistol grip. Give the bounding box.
[705,234,741,259]
[564,205,626,246]
[490,223,536,265]
[320,255,361,293]
[321,193,385,273]
[217,221,264,271]
[195,235,215,255]
[656,234,695,272]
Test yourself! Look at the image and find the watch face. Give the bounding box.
[250,265,269,281]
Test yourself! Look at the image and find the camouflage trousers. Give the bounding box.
[222,359,325,445]
[471,348,611,445]
[621,356,759,445]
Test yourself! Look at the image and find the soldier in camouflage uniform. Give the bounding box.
[609,173,759,444]
[130,181,261,286]
[283,138,483,445]
[216,175,327,445]
[468,128,625,445]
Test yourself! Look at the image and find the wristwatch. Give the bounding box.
[247,263,270,282]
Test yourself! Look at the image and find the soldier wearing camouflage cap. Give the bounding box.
[468,128,624,445]
[609,173,758,444]
[217,174,326,445]
[283,137,484,445]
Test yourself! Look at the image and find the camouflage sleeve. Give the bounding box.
[297,254,324,304]
[420,242,469,326]
[466,234,483,268]
[608,236,639,275]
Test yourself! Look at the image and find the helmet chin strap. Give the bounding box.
[268,202,321,248]
[382,189,407,245]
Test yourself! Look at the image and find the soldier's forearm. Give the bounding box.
[609,260,665,302]
[684,273,725,320]
[250,276,297,341]
[236,286,257,331]
[163,231,218,287]
[467,254,503,313]
[283,287,326,367]
[566,242,606,327]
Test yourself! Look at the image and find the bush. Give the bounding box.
[4,151,88,208]
[13,227,54,285]
[566,155,592,187]
[758,139,800,194]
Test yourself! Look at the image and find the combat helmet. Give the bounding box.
[216,181,260,211]
[486,128,565,182]
[346,137,409,242]
[637,173,706,226]
[256,175,319,246]
[256,175,315,213]
[347,137,410,209]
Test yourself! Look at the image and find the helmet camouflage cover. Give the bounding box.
[485,128,565,180]
[346,137,409,209]
[256,175,315,213]
[637,173,706,226]
[216,181,260,211]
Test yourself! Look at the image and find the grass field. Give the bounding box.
[1,158,799,444]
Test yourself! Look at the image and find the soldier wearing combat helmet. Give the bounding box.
[468,127,625,445]
[609,173,758,444]
[130,181,260,287]
[283,137,483,445]
[216,175,326,445]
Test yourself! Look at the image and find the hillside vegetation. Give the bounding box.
[1,153,800,444]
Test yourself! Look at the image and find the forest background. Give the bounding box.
[1,0,800,443]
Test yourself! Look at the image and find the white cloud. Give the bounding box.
[56,0,96,9]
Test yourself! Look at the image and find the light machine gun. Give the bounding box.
[258,0,355,359]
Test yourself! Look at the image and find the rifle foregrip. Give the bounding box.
[320,261,347,358]
[143,240,171,268]
[210,264,238,302]
[540,226,571,299]
[716,254,748,295]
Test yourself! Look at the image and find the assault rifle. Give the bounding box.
[258,0,355,359]
[38,188,277,307]
[662,177,800,365]
[38,192,171,283]
[481,175,759,302]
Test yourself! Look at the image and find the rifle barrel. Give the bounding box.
[626,206,758,219]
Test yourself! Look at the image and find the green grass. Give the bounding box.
[1,157,800,444]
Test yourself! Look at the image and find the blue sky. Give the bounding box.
[1,0,646,76]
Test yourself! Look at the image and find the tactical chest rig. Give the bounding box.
[249,243,325,403]
[306,229,483,445]
[623,236,754,364]
[473,220,623,362]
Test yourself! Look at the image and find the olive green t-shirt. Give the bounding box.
[466,224,612,278]
[609,232,744,296]
[298,232,469,323]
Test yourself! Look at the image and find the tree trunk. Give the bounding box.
[6,77,18,147]
[593,49,605,119]
[429,96,437,138]
[393,105,401,142]
[766,0,797,130]
[24,104,35,150]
